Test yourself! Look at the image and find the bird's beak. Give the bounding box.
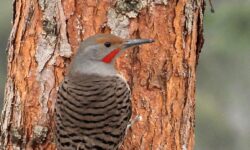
[122,39,155,49]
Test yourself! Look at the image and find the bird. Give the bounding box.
[54,34,154,150]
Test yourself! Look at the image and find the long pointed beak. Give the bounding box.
[123,39,155,49]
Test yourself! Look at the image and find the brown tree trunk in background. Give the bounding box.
[0,0,204,149]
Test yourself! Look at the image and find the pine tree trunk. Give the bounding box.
[0,0,205,149]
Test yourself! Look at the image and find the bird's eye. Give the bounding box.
[104,42,111,47]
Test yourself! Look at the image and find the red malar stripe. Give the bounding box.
[102,48,120,63]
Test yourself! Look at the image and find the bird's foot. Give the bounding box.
[127,115,142,130]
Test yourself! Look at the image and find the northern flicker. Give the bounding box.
[54,34,154,150]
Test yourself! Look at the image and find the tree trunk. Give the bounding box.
[0,0,204,149]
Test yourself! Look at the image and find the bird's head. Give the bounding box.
[77,34,154,64]
[69,34,154,76]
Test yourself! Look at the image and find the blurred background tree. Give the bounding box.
[196,0,250,150]
[0,0,249,149]
[0,0,12,107]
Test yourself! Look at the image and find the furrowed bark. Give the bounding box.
[0,0,205,149]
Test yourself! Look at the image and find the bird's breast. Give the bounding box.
[55,74,132,150]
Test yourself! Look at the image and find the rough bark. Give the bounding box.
[0,0,204,149]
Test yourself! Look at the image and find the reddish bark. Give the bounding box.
[1,0,204,149]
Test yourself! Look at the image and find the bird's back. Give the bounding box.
[54,74,131,150]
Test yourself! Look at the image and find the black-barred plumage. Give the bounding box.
[54,34,154,150]
[55,74,131,150]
